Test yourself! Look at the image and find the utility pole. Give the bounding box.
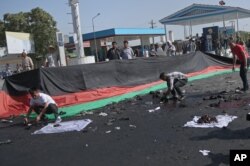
[149,19,157,44]
[149,19,157,29]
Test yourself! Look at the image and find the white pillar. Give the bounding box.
[236,12,239,32]
[56,32,67,66]
[164,24,168,42]
[184,25,186,39]
[189,21,193,37]
[223,15,225,29]
[69,0,85,60]
[168,30,174,42]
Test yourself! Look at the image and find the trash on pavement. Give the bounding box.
[148,107,161,113]
[115,127,121,130]
[184,115,237,128]
[199,150,210,156]
[99,112,108,117]
[0,139,12,145]
[129,124,136,128]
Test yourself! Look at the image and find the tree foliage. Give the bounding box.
[0,8,57,57]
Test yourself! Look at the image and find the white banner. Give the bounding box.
[5,31,35,54]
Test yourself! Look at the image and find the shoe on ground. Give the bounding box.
[55,116,62,124]
[179,96,185,101]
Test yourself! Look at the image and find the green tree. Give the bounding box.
[3,12,30,32]
[29,8,57,56]
[0,20,5,46]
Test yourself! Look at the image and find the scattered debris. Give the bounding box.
[203,95,224,101]
[209,102,220,107]
[145,101,153,105]
[25,123,32,130]
[197,115,218,124]
[59,111,66,115]
[1,119,13,123]
[179,103,187,108]
[129,124,136,128]
[115,127,121,130]
[135,95,143,101]
[99,112,108,117]
[148,107,161,113]
[119,117,130,121]
[85,111,94,115]
[105,130,111,134]
[105,118,116,126]
[0,139,12,145]
[77,111,93,117]
[184,115,237,128]
[149,91,162,98]
[199,150,210,156]
[226,80,236,83]
[85,144,89,148]
[76,112,86,117]
[246,112,250,121]
[160,96,169,103]
[89,126,98,132]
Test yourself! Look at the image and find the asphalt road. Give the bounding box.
[1,72,250,166]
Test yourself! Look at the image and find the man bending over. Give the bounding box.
[24,87,62,124]
[159,72,188,100]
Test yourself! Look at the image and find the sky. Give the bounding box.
[1,0,250,40]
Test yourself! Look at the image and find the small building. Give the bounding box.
[68,28,165,61]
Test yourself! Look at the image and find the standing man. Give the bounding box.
[230,40,250,91]
[21,50,34,71]
[165,41,176,56]
[159,72,188,100]
[24,87,62,124]
[45,45,59,67]
[107,41,121,60]
[121,40,134,59]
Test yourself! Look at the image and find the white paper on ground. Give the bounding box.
[33,119,92,135]
[199,150,210,156]
[184,115,237,128]
[148,107,161,113]
[99,112,108,116]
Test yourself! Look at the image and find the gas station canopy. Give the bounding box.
[159,3,250,26]
[81,28,165,41]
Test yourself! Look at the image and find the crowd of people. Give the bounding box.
[105,39,198,61]
[0,45,59,79]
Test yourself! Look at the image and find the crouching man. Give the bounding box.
[159,72,188,100]
[24,87,62,124]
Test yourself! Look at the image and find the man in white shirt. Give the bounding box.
[165,41,176,56]
[24,87,61,124]
[159,72,188,100]
[45,45,59,67]
[121,40,134,59]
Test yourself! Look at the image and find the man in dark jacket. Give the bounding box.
[107,41,121,60]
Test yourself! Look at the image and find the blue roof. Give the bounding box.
[69,28,165,43]
[160,4,250,26]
